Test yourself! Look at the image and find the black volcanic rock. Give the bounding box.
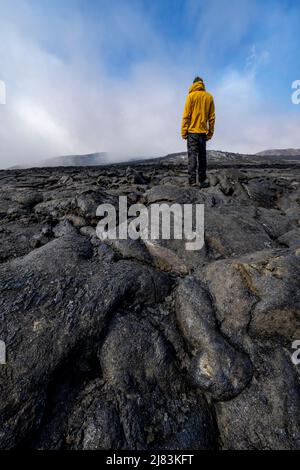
[257,148,300,157]
[0,153,300,450]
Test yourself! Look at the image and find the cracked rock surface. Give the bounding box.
[0,154,300,450]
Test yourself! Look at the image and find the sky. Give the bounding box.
[0,0,300,168]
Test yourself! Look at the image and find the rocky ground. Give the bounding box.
[0,153,300,450]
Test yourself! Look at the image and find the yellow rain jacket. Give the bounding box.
[181,81,215,140]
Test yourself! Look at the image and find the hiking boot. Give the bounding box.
[199,180,210,189]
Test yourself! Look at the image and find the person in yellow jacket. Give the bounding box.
[181,77,215,187]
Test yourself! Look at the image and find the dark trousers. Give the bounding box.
[187,133,207,184]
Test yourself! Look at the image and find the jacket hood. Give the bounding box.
[189,81,205,93]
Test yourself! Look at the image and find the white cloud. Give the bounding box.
[211,50,299,154]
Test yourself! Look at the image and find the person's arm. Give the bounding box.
[181,95,191,139]
[206,97,215,140]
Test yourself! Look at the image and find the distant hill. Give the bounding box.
[37,152,112,168]
[9,148,300,170]
[9,152,110,169]
[9,152,149,169]
[134,150,300,167]
[257,149,300,157]
[41,152,110,167]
